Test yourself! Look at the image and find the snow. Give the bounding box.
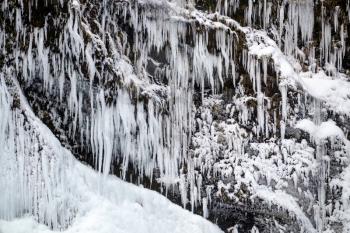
[192,97,318,232]
[253,188,317,233]
[300,72,350,115]
[295,119,345,141]
[71,0,80,9]
[2,0,350,232]
[295,119,317,136]
[0,164,222,233]
[328,141,350,232]
[4,0,349,218]
[0,79,222,233]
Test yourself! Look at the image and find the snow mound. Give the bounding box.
[295,119,345,141]
[300,72,350,115]
[0,161,222,233]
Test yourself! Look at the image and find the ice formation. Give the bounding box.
[1,0,350,232]
[0,78,222,233]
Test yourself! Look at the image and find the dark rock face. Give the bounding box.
[1,0,350,232]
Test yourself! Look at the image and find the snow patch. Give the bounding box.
[295,119,345,141]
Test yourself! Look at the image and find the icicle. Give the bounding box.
[334,6,340,32]
[263,0,271,30]
[245,0,254,26]
[251,226,259,233]
[278,2,285,48]
[202,197,208,218]
[348,0,350,21]
[279,84,287,139]
[262,56,267,84]
[280,0,314,56]
[320,4,331,66]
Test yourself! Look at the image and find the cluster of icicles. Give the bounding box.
[0,78,75,229]
[0,0,236,218]
[0,0,350,231]
[244,0,347,74]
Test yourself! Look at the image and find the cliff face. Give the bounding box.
[1,0,350,232]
